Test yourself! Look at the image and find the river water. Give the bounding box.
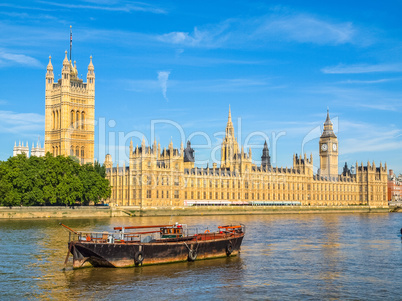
[0,213,401,300]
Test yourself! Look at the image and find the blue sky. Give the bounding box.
[0,0,401,174]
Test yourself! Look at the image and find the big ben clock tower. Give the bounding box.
[319,110,338,178]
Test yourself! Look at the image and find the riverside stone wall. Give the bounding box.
[0,205,389,219]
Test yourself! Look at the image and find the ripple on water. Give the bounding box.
[0,213,401,300]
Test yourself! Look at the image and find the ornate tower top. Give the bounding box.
[221,106,239,169]
[261,140,271,169]
[225,105,234,137]
[63,50,69,66]
[47,56,53,71]
[321,109,337,139]
[88,56,94,71]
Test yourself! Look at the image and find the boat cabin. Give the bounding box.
[160,225,184,238]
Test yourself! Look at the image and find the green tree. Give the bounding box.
[94,160,106,178]
[0,153,111,206]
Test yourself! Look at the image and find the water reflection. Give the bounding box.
[0,213,401,300]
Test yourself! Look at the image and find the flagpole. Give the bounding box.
[70,25,72,62]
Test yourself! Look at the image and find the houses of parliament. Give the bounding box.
[15,45,388,208]
[104,107,388,208]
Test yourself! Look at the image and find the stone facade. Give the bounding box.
[44,52,95,164]
[105,109,388,208]
[13,141,45,158]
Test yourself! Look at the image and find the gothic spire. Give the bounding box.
[324,107,332,126]
[63,50,69,66]
[47,56,53,71]
[225,105,234,137]
[321,109,336,138]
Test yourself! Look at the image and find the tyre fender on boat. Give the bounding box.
[188,249,197,261]
[135,251,144,265]
[226,242,233,256]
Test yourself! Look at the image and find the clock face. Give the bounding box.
[321,143,328,151]
[332,143,337,151]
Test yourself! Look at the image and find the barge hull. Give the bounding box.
[69,236,243,268]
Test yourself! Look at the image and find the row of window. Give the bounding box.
[109,175,366,194]
[70,146,85,158]
[52,145,60,156]
[111,188,363,202]
[51,145,85,159]
[70,110,85,129]
[52,110,61,129]
[51,110,86,130]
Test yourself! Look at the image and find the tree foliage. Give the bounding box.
[0,153,111,206]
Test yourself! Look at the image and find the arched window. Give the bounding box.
[70,146,74,156]
[71,110,74,127]
[52,146,55,156]
[81,146,85,158]
[76,111,80,129]
[56,110,59,129]
[81,111,85,130]
[76,146,79,157]
[52,111,55,129]
[55,146,58,156]
[59,109,61,129]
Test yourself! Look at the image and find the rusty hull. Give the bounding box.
[68,235,244,269]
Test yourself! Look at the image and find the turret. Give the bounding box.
[61,50,70,89]
[184,141,195,163]
[87,56,95,94]
[168,139,173,153]
[46,56,54,91]
[261,140,271,169]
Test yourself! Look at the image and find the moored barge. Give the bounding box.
[61,223,245,268]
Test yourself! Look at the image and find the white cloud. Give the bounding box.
[0,49,42,68]
[322,63,402,74]
[307,85,402,112]
[0,110,44,134]
[158,22,231,48]
[38,0,166,14]
[258,15,355,45]
[158,13,358,48]
[336,120,402,154]
[126,77,281,94]
[157,71,170,101]
[338,78,399,84]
